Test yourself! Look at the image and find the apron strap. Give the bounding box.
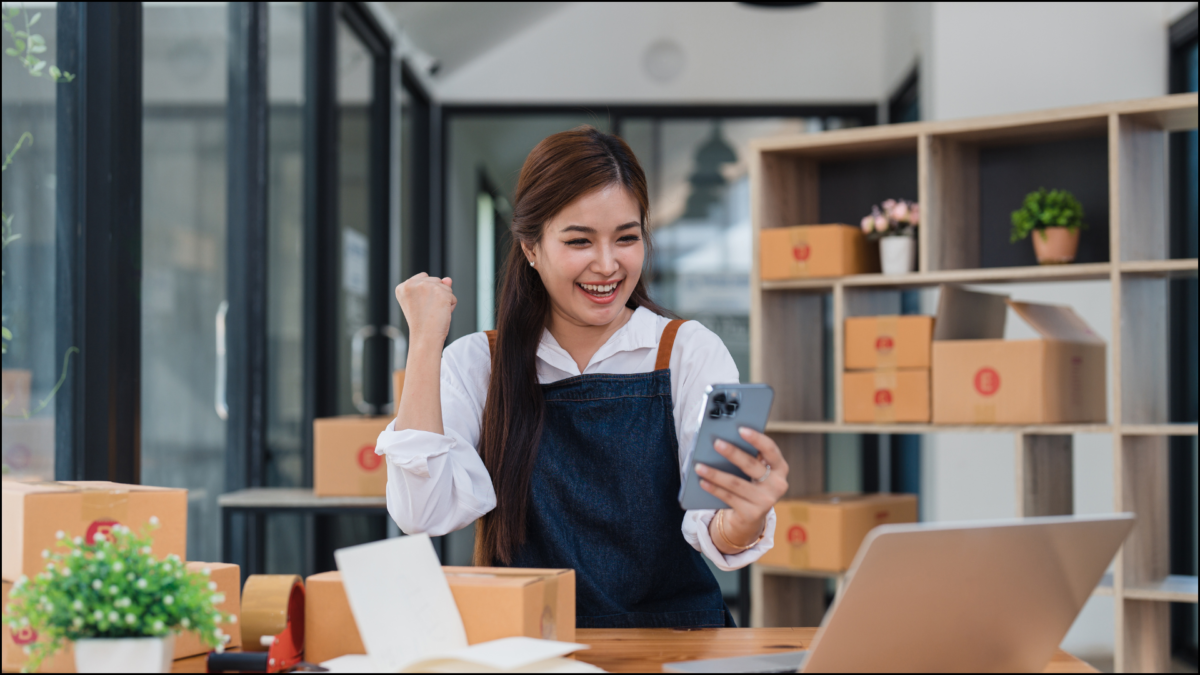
[655,319,688,371]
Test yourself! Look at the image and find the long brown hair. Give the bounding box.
[474,126,672,565]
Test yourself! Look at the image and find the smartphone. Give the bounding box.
[678,383,775,511]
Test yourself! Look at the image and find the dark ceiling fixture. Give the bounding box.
[738,2,819,8]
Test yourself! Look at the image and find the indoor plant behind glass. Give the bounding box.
[862,199,919,275]
[2,521,233,673]
[1010,187,1086,264]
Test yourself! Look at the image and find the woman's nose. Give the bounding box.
[594,244,620,275]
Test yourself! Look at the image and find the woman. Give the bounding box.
[378,126,789,628]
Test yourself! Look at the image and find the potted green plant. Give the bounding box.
[1010,188,1086,264]
[861,199,919,274]
[2,520,233,673]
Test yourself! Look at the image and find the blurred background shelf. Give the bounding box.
[748,94,1199,674]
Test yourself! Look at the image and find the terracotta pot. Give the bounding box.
[1031,227,1080,264]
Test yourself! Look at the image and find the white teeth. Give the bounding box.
[580,282,618,293]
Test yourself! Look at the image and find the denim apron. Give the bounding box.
[486,320,731,628]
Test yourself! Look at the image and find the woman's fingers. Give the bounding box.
[698,476,754,512]
[713,439,768,480]
[738,427,788,478]
[696,463,763,504]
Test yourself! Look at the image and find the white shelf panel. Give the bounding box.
[761,262,1113,291]
[1119,258,1198,277]
[766,421,1112,435]
[1124,575,1199,603]
[1118,424,1199,436]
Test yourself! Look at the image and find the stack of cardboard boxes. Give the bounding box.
[1,481,241,672]
[843,315,934,423]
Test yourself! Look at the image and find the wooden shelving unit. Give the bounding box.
[747,94,1199,672]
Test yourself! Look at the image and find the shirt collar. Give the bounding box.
[536,306,661,375]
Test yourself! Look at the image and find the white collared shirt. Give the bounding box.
[375,306,776,571]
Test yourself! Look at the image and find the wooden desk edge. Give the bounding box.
[166,628,1097,674]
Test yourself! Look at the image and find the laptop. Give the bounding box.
[665,514,1134,673]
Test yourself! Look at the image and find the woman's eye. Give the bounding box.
[619,235,642,243]
[565,238,590,246]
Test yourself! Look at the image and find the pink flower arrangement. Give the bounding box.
[860,199,919,240]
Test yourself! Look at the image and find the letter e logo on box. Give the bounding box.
[792,243,811,262]
[875,336,894,353]
[357,445,382,472]
[86,519,119,545]
[874,389,893,406]
[788,525,808,546]
[11,626,38,645]
[974,367,1001,396]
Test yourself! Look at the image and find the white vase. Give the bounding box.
[74,634,175,673]
[880,235,916,275]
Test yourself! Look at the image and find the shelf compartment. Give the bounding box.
[766,421,1112,435]
[761,262,1113,291]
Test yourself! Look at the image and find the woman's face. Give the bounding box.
[525,183,645,328]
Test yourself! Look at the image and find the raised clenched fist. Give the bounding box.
[396,273,457,348]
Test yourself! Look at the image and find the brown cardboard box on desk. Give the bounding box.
[305,567,576,664]
[2,564,237,672]
[312,417,392,497]
[760,225,876,280]
[843,369,930,423]
[845,316,934,370]
[2,480,188,582]
[930,285,1106,425]
[758,493,918,572]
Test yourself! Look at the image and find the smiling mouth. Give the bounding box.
[576,280,621,298]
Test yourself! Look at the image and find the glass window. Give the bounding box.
[140,2,229,563]
[1,2,63,480]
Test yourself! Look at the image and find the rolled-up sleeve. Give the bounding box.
[375,334,496,536]
[671,321,776,570]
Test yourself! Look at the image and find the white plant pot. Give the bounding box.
[880,235,916,275]
[75,634,175,673]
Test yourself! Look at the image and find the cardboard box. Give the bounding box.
[1,369,31,417]
[2,562,238,672]
[304,567,576,663]
[843,369,930,423]
[758,493,918,572]
[173,562,242,659]
[312,417,392,497]
[2,481,188,582]
[443,567,575,645]
[2,578,75,672]
[760,225,877,280]
[1,417,55,481]
[930,286,1106,425]
[845,316,934,370]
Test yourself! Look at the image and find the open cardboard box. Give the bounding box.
[931,285,1106,425]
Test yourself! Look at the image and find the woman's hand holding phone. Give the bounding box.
[695,427,789,554]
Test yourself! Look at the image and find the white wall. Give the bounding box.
[434,2,887,103]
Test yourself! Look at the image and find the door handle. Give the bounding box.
[351,325,409,415]
[215,300,229,421]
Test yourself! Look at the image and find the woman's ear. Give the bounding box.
[520,241,536,266]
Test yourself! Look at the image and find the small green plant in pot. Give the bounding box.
[1010,188,1087,264]
[2,520,234,673]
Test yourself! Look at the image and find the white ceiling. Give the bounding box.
[382,2,570,78]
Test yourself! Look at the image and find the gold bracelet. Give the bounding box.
[716,509,764,552]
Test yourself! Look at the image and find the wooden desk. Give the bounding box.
[172,627,1097,673]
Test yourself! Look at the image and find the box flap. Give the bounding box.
[1,479,81,495]
[933,285,1008,340]
[1006,299,1104,344]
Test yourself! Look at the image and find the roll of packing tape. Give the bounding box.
[240,574,304,653]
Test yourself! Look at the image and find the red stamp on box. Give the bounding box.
[357,445,382,472]
[874,389,893,406]
[875,336,894,353]
[974,367,1001,396]
[11,626,37,645]
[792,244,811,262]
[788,525,807,545]
[86,519,119,545]
[875,510,889,521]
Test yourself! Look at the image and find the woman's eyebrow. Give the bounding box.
[559,222,640,234]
